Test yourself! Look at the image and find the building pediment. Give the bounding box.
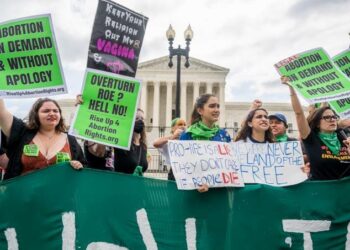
[137,56,229,73]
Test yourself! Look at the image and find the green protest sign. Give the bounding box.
[69,69,141,150]
[329,49,350,117]
[0,14,66,98]
[274,48,350,104]
[1,163,350,249]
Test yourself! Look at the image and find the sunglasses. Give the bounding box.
[321,115,339,122]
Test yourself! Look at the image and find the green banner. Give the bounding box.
[1,163,350,249]
[69,69,141,149]
[274,48,350,104]
[0,14,67,98]
[329,49,350,117]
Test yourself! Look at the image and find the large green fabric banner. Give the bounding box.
[1,163,350,249]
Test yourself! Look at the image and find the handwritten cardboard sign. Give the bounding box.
[166,140,307,189]
[167,140,244,190]
[233,141,306,186]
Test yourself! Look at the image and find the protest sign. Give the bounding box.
[233,141,307,186]
[69,68,141,150]
[274,48,350,104]
[167,140,244,189]
[87,0,148,77]
[0,14,66,98]
[329,49,350,118]
[1,163,350,249]
[166,140,306,189]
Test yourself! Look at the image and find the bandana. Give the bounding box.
[187,121,219,140]
[318,132,341,155]
[275,134,288,142]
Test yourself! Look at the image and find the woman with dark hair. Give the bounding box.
[0,98,85,179]
[235,108,274,143]
[180,94,231,192]
[282,76,350,180]
[84,108,149,175]
[180,94,231,142]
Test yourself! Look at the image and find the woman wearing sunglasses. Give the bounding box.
[282,76,350,180]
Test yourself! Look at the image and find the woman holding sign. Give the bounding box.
[235,108,274,143]
[0,98,85,179]
[153,117,187,180]
[83,108,149,175]
[180,94,231,192]
[281,76,350,180]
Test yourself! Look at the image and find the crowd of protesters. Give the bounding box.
[1,76,350,185]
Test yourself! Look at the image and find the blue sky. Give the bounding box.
[1,0,350,118]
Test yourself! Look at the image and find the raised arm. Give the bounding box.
[281,76,310,139]
[0,99,13,137]
[249,99,262,111]
[153,128,184,148]
[240,99,262,127]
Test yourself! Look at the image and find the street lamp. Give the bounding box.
[166,24,193,118]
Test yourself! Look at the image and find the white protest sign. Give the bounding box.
[167,140,244,190]
[166,140,307,189]
[233,141,307,186]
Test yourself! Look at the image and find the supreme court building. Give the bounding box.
[135,56,300,136]
[136,56,228,128]
[59,56,302,141]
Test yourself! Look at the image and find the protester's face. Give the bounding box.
[269,118,286,136]
[249,110,269,132]
[134,110,145,134]
[198,96,220,126]
[135,110,145,122]
[319,109,338,133]
[38,101,61,129]
[172,119,186,133]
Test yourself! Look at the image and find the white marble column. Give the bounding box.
[180,82,187,119]
[206,82,213,94]
[166,82,173,127]
[152,81,160,127]
[193,82,200,106]
[140,82,147,119]
[219,83,225,127]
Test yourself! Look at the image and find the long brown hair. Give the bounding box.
[235,108,274,142]
[190,93,216,125]
[26,98,67,132]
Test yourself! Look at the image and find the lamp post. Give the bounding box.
[166,24,193,118]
